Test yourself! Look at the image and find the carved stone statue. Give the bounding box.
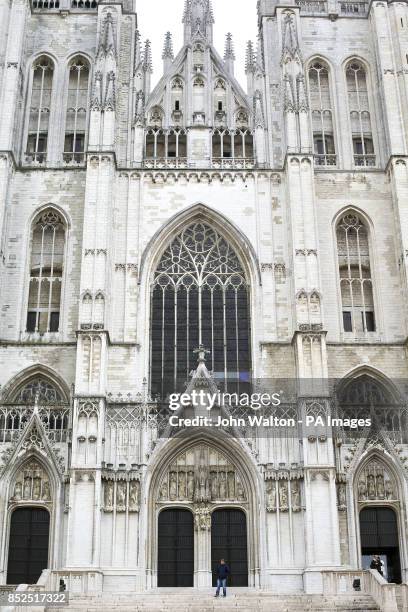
[210,472,218,500]
[227,471,235,499]
[178,472,186,499]
[358,479,367,500]
[116,482,127,510]
[194,505,211,531]
[291,481,301,511]
[385,480,394,500]
[104,481,114,511]
[13,481,22,501]
[169,472,177,500]
[187,471,195,499]
[266,480,276,512]
[33,478,41,501]
[23,477,31,500]
[159,480,168,501]
[236,477,245,501]
[129,481,140,511]
[194,464,209,503]
[367,474,376,498]
[337,484,346,509]
[279,482,289,510]
[219,472,227,499]
[42,481,51,502]
[376,474,385,499]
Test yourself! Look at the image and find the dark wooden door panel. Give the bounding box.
[211,509,248,587]
[7,507,50,585]
[158,509,194,587]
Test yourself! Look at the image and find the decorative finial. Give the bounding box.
[194,344,210,364]
[245,40,256,74]
[224,32,235,61]
[162,31,174,61]
[143,39,153,73]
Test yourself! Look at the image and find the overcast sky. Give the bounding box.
[136,0,258,89]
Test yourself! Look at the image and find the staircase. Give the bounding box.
[47,589,381,612]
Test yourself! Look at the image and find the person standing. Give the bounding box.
[214,559,230,597]
[370,554,383,576]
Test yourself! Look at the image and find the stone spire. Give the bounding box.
[183,0,214,44]
[245,40,256,94]
[162,31,174,72]
[224,32,235,75]
[245,40,256,74]
[142,39,153,95]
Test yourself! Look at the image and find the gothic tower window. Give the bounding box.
[26,210,66,334]
[308,61,336,166]
[336,212,375,335]
[25,57,54,164]
[150,222,251,398]
[346,61,375,167]
[64,57,90,165]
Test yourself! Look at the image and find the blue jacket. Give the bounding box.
[216,564,230,579]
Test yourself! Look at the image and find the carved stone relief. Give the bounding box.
[357,459,397,502]
[102,476,141,513]
[265,474,303,513]
[157,445,247,504]
[10,460,52,503]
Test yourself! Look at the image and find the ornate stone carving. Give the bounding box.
[357,459,397,502]
[157,444,247,504]
[194,504,211,531]
[337,483,347,511]
[266,480,277,512]
[10,460,52,504]
[102,475,141,513]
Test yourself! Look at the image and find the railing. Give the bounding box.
[354,154,376,167]
[322,569,399,612]
[31,0,59,8]
[339,1,368,15]
[24,152,47,165]
[31,0,98,9]
[211,157,256,169]
[296,0,328,13]
[63,152,86,165]
[143,157,189,169]
[314,154,337,167]
[0,404,71,443]
[71,0,98,8]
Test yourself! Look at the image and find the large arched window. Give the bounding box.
[64,57,90,165]
[336,212,375,335]
[308,61,336,166]
[26,209,66,334]
[336,375,407,444]
[25,56,54,164]
[150,222,251,398]
[346,61,375,167]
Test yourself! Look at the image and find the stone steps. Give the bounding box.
[46,592,381,612]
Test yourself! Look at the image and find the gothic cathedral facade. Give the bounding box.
[0,0,407,596]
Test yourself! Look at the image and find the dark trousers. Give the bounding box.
[216,578,227,596]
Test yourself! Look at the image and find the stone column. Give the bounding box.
[194,505,212,588]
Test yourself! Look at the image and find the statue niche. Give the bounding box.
[10,460,52,504]
[157,444,247,504]
[357,459,397,502]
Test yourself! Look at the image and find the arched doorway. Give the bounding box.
[360,507,401,583]
[7,507,50,584]
[211,508,248,586]
[157,509,194,587]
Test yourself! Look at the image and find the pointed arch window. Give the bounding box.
[337,375,407,444]
[150,222,251,398]
[64,57,90,165]
[308,61,336,166]
[26,210,66,334]
[336,212,375,335]
[346,61,376,167]
[25,57,54,164]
